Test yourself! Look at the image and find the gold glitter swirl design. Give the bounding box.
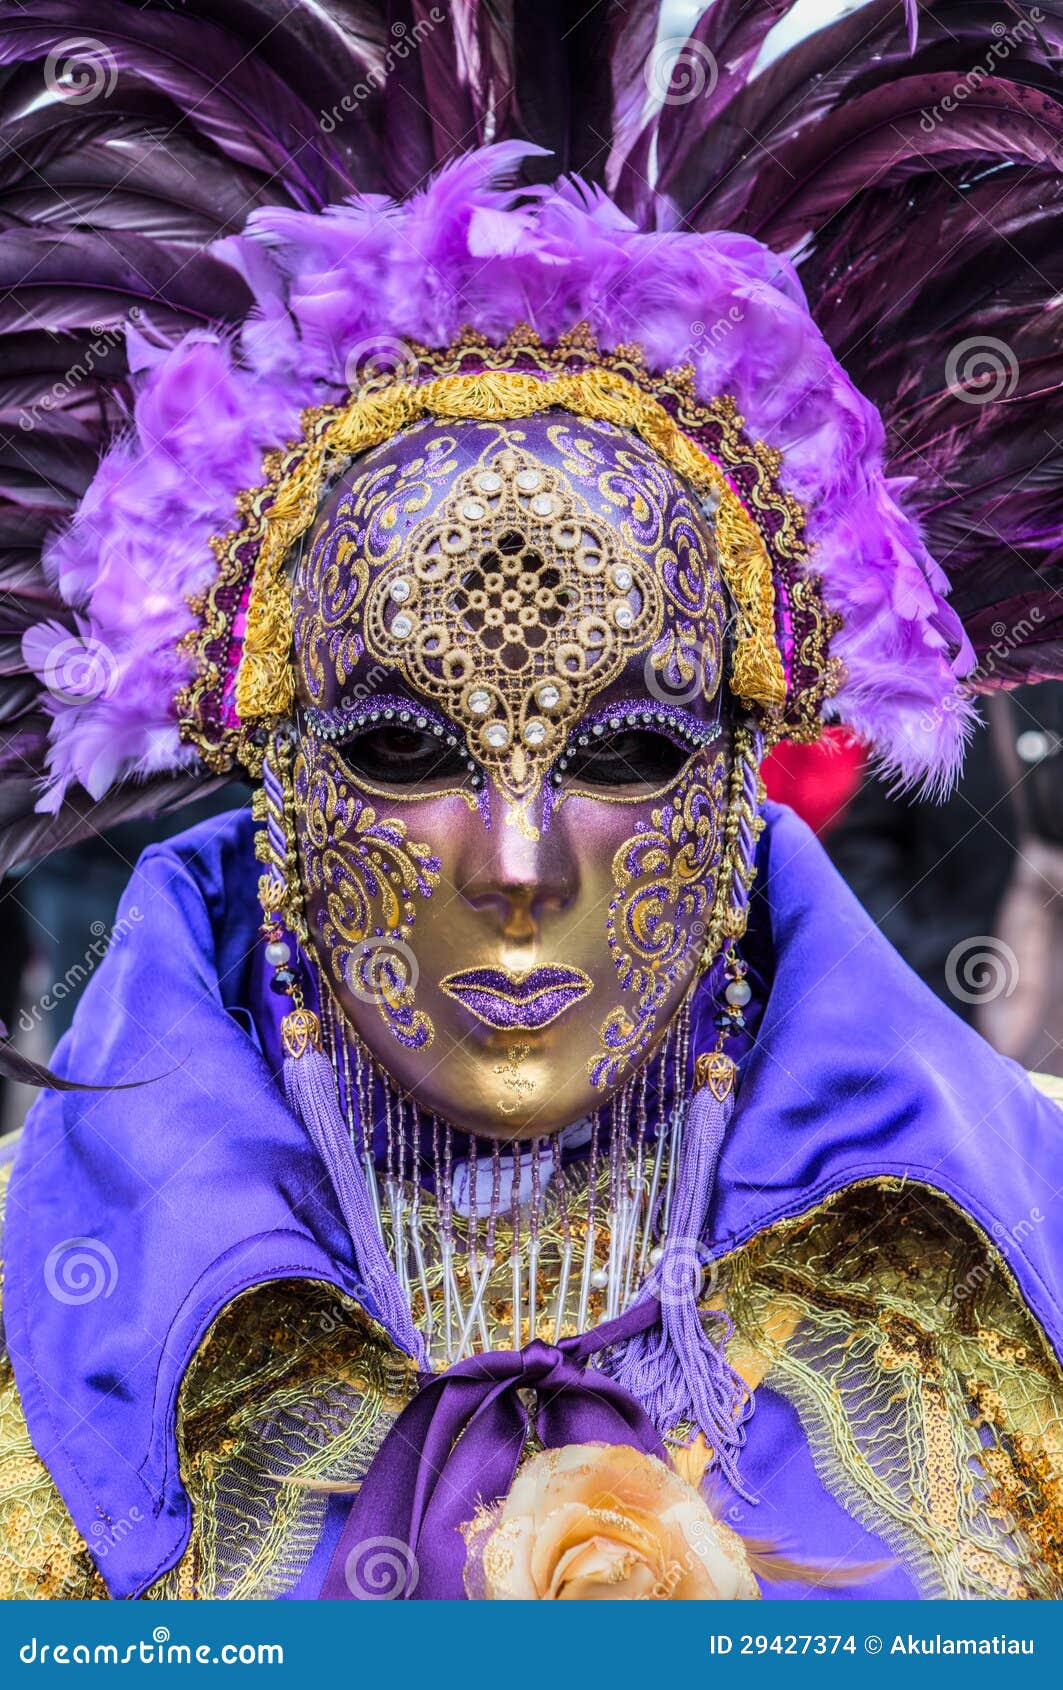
[295,435,463,707]
[591,748,726,1089]
[293,740,440,1050]
[542,420,726,709]
[361,440,663,835]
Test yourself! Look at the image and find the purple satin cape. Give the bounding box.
[4,802,1062,1599]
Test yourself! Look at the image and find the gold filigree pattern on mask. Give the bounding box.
[294,739,440,1050]
[179,330,826,780]
[360,441,664,833]
[591,748,727,1088]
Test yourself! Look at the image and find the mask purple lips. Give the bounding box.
[441,965,593,1032]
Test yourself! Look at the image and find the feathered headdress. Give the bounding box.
[2,0,1061,870]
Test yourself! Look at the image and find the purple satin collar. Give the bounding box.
[322,1303,664,1601]
[5,803,1062,1598]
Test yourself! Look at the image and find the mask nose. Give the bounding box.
[455,783,576,941]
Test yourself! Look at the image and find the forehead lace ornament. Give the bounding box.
[361,442,662,834]
[178,330,835,782]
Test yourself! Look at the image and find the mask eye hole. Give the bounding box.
[338,725,471,787]
[562,728,690,789]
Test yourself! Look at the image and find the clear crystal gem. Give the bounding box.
[478,472,502,493]
[484,723,510,749]
[613,603,634,629]
[389,577,410,603]
[611,565,633,591]
[391,613,413,639]
[468,689,491,715]
[462,499,486,520]
[530,493,554,517]
[515,468,541,491]
[523,719,547,747]
[537,683,560,709]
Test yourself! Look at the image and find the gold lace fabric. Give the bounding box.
[156,1282,418,1600]
[3,1157,1062,1600]
[725,1181,1063,1599]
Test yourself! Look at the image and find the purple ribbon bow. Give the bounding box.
[320,1300,665,1600]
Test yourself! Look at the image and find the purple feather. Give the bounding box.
[21,142,974,808]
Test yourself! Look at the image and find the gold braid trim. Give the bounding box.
[697,722,766,971]
[231,367,788,728]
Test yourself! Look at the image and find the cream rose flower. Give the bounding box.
[465,1442,759,1600]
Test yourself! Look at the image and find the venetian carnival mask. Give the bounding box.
[291,414,733,1139]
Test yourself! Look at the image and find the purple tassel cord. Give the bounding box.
[283,1042,429,1369]
[605,1073,754,1499]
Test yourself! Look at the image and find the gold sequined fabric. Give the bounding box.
[2,1152,1061,1599]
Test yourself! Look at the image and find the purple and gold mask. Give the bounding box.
[292,414,731,1138]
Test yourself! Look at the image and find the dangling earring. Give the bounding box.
[253,729,427,1367]
[696,720,764,1090]
[253,725,312,1024]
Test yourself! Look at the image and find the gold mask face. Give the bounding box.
[292,414,731,1139]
